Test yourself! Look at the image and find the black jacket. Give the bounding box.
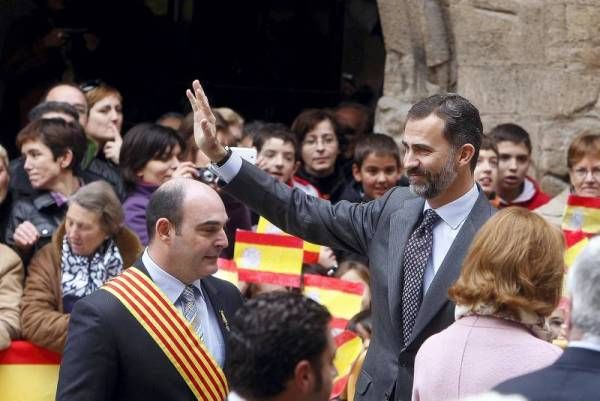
[495,347,600,401]
[9,157,126,202]
[57,259,244,401]
[4,171,99,263]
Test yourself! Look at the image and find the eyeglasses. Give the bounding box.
[79,79,103,93]
[572,167,600,180]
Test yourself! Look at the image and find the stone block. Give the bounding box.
[516,68,600,117]
[457,66,519,114]
[566,4,600,42]
[452,0,545,66]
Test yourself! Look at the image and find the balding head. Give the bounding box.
[45,84,88,127]
[146,178,223,242]
[146,178,229,283]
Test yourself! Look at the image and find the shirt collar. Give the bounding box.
[424,183,479,229]
[142,248,203,304]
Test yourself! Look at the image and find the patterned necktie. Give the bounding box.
[181,285,204,341]
[401,208,440,347]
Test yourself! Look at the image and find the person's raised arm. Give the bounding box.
[185,80,227,163]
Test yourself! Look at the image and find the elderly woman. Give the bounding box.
[536,132,600,226]
[411,208,564,401]
[20,181,142,352]
[5,118,88,261]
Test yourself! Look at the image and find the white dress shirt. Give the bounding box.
[142,249,225,366]
[422,184,479,294]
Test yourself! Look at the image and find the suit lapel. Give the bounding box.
[408,191,494,345]
[201,277,231,339]
[387,196,424,335]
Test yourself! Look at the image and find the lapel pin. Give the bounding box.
[220,310,230,331]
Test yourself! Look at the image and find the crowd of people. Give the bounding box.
[0,76,599,401]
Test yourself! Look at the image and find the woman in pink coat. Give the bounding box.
[412,207,564,401]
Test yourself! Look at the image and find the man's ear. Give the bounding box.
[58,149,74,169]
[155,218,172,242]
[293,360,316,394]
[352,163,362,183]
[457,144,476,169]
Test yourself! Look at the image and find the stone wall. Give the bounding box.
[375,0,600,195]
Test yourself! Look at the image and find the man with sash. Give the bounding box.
[225,291,337,401]
[57,178,244,401]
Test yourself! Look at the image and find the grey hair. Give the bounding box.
[569,236,600,338]
[69,181,124,236]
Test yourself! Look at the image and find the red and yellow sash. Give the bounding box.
[102,267,228,401]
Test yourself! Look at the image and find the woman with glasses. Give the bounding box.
[119,123,197,245]
[536,132,600,227]
[292,108,347,203]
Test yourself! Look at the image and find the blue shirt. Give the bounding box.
[142,249,225,366]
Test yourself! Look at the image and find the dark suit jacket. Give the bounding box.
[56,259,244,401]
[495,347,600,401]
[224,161,494,401]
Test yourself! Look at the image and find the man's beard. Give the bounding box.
[408,150,458,199]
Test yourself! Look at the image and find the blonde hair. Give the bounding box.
[449,207,565,318]
[0,144,9,169]
[213,107,244,126]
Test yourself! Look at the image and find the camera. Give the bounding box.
[196,167,218,185]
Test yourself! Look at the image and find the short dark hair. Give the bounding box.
[480,135,499,156]
[225,292,331,400]
[353,133,400,168]
[490,123,532,154]
[28,101,79,122]
[145,180,186,242]
[119,123,185,192]
[291,108,342,146]
[407,93,483,171]
[16,118,87,171]
[254,129,299,161]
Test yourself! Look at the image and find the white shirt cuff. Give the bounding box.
[213,153,242,183]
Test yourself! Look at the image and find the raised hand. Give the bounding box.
[185,80,227,162]
[103,127,122,165]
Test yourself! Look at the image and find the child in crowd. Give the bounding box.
[253,127,337,273]
[340,133,407,203]
[254,128,320,197]
[475,136,501,207]
[491,123,550,209]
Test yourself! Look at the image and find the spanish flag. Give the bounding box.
[256,216,321,264]
[331,331,364,399]
[0,341,60,401]
[234,230,304,287]
[302,274,365,329]
[562,195,600,267]
[212,257,239,287]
